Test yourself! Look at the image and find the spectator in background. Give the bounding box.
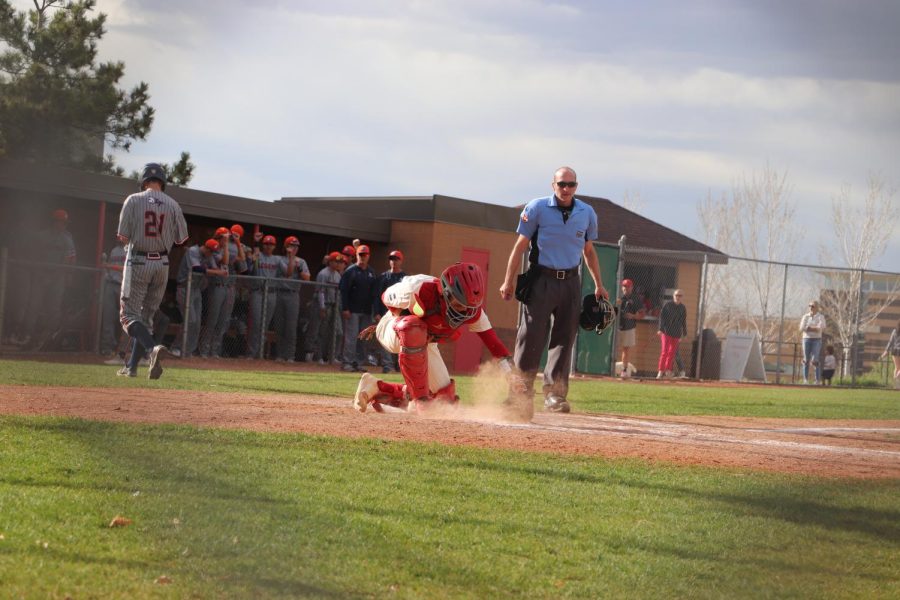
[374,249,406,373]
[19,209,76,349]
[342,244,356,266]
[339,244,377,372]
[245,234,282,359]
[799,300,825,384]
[199,227,244,358]
[822,345,837,386]
[880,317,900,389]
[273,235,310,362]
[314,252,344,365]
[100,239,126,356]
[616,278,643,379]
[176,238,225,357]
[657,289,687,379]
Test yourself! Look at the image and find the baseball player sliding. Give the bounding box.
[116,163,188,379]
[353,262,529,420]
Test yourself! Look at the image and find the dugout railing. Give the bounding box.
[0,249,344,365]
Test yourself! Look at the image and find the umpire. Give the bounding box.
[500,166,608,413]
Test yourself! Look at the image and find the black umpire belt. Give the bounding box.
[539,266,579,280]
[133,250,168,259]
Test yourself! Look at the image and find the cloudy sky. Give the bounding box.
[24,0,900,268]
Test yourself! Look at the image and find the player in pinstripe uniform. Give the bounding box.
[245,234,282,359]
[175,238,226,356]
[273,235,310,362]
[199,225,247,357]
[116,163,189,379]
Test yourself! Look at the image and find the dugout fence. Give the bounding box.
[608,237,900,388]
[0,250,343,365]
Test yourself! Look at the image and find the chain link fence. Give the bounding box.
[615,239,900,388]
[0,249,343,365]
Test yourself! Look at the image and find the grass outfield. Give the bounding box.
[0,416,898,599]
[1,358,898,420]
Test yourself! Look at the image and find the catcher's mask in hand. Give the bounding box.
[580,294,617,334]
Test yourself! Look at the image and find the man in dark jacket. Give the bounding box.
[657,289,688,379]
[339,244,377,372]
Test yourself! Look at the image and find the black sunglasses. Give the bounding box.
[389,256,400,260]
[555,181,578,188]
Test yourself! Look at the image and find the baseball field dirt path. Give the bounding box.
[2,384,898,479]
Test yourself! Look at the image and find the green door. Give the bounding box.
[575,243,619,375]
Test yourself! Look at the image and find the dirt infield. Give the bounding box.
[2,384,898,479]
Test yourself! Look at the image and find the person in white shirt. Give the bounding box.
[799,300,826,384]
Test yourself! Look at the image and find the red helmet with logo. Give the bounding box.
[439,262,485,328]
[262,235,276,245]
[215,226,230,237]
[285,236,300,247]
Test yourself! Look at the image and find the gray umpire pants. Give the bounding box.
[513,272,581,400]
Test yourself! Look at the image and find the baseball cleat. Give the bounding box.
[148,345,166,380]
[543,395,570,413]
[117,366,136,378]
[353,372,379,413]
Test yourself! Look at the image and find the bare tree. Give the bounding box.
[817,174,900,373]
[697,164,801,349]
[621,188,646,214]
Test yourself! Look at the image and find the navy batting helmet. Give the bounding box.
[580,294,616,335]
[141,163,167,191]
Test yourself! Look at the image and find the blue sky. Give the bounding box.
[27,1,900,268]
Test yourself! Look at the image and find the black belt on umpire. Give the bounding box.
[539,266,579,280]
[133,250,168,260]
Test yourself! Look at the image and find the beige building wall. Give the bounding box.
[388,220,520,370]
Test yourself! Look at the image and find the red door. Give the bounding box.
[454,247,490,373]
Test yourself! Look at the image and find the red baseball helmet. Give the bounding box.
[215,226,230,237]
[356,244,370,255]
[439,262,485,328]
[230,224,244,237]
[285,236,300,247]
[389,250,404,261]
[262,235,276,245]
[204,239,220,251]
[342,244,356,256]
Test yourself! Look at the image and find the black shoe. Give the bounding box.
[544,395,570,413]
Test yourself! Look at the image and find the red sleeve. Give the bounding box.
[477,328,511,359]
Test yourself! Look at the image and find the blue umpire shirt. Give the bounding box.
[516,195,598,269]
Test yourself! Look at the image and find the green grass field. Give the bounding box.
[1,358,898,598]
[3,358,898,419]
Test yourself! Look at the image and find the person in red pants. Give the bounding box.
[657,289,687,379]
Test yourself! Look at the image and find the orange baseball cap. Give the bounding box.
[356,244,370,255]
[230,224,244,237]
[215,226,230,237]
[285,236,300,247]
[262,235,276,245]
[622,279,634,287]
[204,239,220,251]
[389,250,404,261]
[342,245,356,256]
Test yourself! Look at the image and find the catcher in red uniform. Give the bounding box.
[354,262,528,417]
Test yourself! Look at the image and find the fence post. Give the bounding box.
[94,275,105,353]
[260,279,269,359]
[182,273,193,356]
[851,268,866,386]
[0,247,7,344]
[694,252,709,379]
[775,263,788,385]
[609,235,626,376]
